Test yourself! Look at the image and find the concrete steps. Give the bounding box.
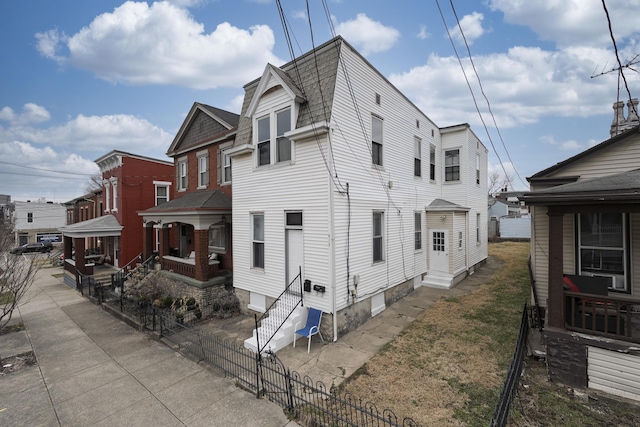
[244,300,306,354]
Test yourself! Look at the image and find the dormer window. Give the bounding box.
[256,107,292,166]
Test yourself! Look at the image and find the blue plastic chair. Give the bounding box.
[293,307,325,353]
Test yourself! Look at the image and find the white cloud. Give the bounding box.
[35,1,283,89]
[0,103,51,125]
[488,0,640,48]
[417,25,430,40]
[539,134,583,151]
[335,13,400,55]
[292,10,306,20]
[225,94,245,114]
[448,12,485,45]
[389,44,639,129]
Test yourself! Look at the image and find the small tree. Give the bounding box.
[0,220,39,329]
[488,170,514,197]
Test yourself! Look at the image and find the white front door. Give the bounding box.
[113,236,119,268]
[429,229,449,273]
[286,229,304,284]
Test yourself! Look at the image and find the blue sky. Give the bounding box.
[1,0,639,202]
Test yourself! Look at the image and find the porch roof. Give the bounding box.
[522,168,640,205]
[425,198,470,212]
[143,190,231,213]
[60,214,123,238]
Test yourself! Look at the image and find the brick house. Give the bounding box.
[61,151,173,286]
[139,103,239,282]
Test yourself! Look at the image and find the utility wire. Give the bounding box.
[601,0,637,117]
[0,160,97,177]
[435,0,511,189]
[447,0,528,190]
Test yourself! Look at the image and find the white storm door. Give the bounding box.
[429,230,449,273]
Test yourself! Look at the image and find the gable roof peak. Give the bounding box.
[244,63,306,118]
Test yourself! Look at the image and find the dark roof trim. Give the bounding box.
[527,176,580,186]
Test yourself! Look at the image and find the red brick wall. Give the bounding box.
[102,156,174,267]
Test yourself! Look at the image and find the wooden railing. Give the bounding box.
[565,291,640,343]
[161,255,219,280]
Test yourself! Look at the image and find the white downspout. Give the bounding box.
[328,126,338,342]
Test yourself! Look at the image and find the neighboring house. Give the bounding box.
[488,197,530,239]
[522,102,640,402]
[488,196,519,219]
[227,36,488,352]
[12,200,66,245]
[60,151,173,286]
[139,103,239,281]
[63,190,104,250]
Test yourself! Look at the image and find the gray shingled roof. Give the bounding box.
[534,168,640,194]
[145,190,231,212]
[425,198,470,211]
[235,37,342,147]
[60,214,123,236]
[522,168,640,205]
[199,103,240,128]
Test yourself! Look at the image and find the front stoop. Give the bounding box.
[421,271,454,289]
[244,304,306,354]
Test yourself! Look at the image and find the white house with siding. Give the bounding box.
[228,37,488,352]
[522,100,640,402]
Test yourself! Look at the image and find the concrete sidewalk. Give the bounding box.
[0,267,297,427]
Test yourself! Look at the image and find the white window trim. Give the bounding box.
[254,103,296,168]
[373,210,385,263]
[444,148,461,183]
[414,211,422,251]
[110,177,118,212]
[103,179,111,212]
[177,156,188,192]
[371,115,383,167]
[414,136,422,178]
[197,152,208,189]
[222,149,232,185]
[252,213,265,270]
[476,212,481,245]
[430,144,436,182]
[154,181,171,206]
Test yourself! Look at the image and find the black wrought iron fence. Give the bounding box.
[490,303,530,427]
[152,309,420,427]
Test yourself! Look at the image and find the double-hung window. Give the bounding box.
[223,151,232,183]
[414,137,421,177]
[252,214,265,269]
[154,181,170,206]
[178,159,188,191]
[198,154,209,188]
[373,211,384,262]
[257,107,292,166]
[579,213,627,291]
[257,117,270,166]
[372,116,383,166]
[445,149,460,182]
[276,108,291,162]
[430,145,436,180]
[27,212,33,223]
[414,212,422,250]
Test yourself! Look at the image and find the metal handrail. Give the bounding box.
[254,267,303,354]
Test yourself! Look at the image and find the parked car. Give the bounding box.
[10,242,53,255]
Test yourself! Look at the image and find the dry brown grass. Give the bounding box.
[339,241,531,426]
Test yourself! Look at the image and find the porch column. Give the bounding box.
[547,209,564,329]
[74,237,87,275]
[159,225,170,257]
[143,223,154,260]
[194,228,209,281]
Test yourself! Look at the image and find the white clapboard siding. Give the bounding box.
[549,133,640,180]
[632,214,640,296]
[588,346,640,402]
